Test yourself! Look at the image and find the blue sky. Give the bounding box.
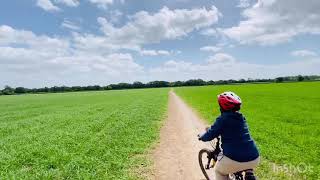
[1,0,320,88]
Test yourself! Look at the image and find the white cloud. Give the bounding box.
[200,28,218,36]
[223,0,320,45]
[140,49,170,56]
[0,25,144,88]
[149,55,320,82]
[237,0,251,8]
[158,50,171,56]
[61,20,81,31]
[36,0,60,11]
[1,24,320,88]
[200,46,221,53]
[1,52,144,88]
[89,0,113,8]
[55,0,80,7]
[50,53,143,75]
[0,47,53,65]
[36,0,79,11]
[206,53,235,64]
[73,6,221,54]
[3,1,320,88]
[71,33,140,54]
[140,50,157,56]
[97,6,220,46]
[0,25,69,54]
[291,50,317,57]
[108,10,123,23]
[97,17,116,36]
[0,25,70,65]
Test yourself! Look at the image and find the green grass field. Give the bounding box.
[175,82,320,179]
[0,88,169,179]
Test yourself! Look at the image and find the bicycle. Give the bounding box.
[198,136,257,180]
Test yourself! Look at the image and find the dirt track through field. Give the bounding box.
[153,91,211,180]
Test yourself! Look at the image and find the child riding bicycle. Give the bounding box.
[198,92,260,180]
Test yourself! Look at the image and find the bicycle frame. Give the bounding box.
[209,137,221,162]
[198,137,256,180]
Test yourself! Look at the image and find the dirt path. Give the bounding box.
[153,91,211,180]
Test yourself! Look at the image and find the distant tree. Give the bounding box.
[109,83,132,90]
[297,75,304,82]
[36,88,43,93]
[88,86,96,91]
[215,80,228,85]
[304,76,310,81]
[247,78,253,83]
[43,87,50,92]
[170,81,184,87]
[60,86,69,92]
[133,81,144,88]
[103,85,112,90]
[51,86,61,93]
[206,80,215,85]
[147,81,170,88]
[31,88,39,93]
[227,79,237,84]
[108,84,118,89]
[3,86,15,95]
[92,85,102,91]
[258,79,272,82]
[308,75,320,80]
[71,86,82,91]
[239,79,246,83]
[118,83,132,89]
[15,87,27,94]
[282,76,291,81]
[275,77,284,83]
[2,75,320,96]
[184,79,206,86]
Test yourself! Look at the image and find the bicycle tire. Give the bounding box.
[198,148,215,180]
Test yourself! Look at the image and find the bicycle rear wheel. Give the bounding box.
[198,148,215,180]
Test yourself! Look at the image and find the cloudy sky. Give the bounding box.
[1,0,320,88]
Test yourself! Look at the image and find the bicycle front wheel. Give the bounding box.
[198,148,216,180]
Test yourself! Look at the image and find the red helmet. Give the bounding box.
[217,91,242,111]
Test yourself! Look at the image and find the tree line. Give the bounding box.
[1,75,319,96]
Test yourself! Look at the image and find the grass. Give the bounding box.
[0,88,169,179]
[175,82,320,179]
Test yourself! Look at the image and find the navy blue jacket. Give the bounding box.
[200,111,259,162]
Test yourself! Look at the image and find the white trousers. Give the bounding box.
[214,154,260,180]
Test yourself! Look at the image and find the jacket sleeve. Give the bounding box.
[199,116,224,142]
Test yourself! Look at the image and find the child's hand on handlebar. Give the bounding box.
[197,134,202,141]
